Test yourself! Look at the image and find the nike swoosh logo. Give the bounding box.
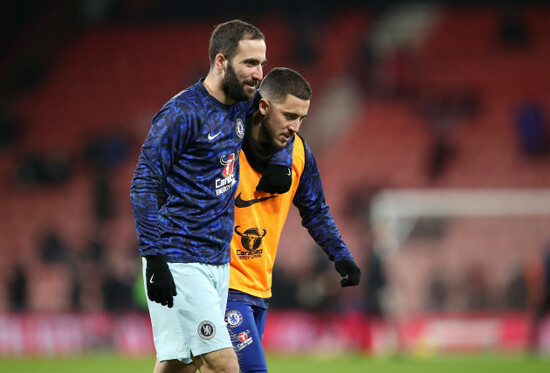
[149,273,155,284]
[235,192,276,208]
[208,132,221,141]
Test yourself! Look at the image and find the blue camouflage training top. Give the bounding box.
[130,79,292,264]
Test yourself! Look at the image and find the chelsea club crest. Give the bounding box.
[225,310,243,328]
[235,118,245,138]
[198,320,216,340]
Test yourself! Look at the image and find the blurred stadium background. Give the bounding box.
[1,0,550,370]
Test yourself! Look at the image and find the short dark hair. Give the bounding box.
[209,19,265,66]
[259,67,312,104]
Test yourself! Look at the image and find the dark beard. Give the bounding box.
[221,62,255,102]
[259,111,283,151]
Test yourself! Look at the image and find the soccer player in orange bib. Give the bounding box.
[225,67,361,372]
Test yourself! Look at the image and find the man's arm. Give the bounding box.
[292,139,360,287]
[130,103,189,256]
[130,102,191,306]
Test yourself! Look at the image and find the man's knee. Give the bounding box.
[193,347,239,373]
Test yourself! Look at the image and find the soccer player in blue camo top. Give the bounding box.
[130,20,293,373]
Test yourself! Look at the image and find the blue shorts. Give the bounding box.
[143,259,232,363]
[225,299,268,373]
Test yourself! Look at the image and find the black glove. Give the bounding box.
[256,165,292,194]
[145,255,177,308]
[335,260,361,287]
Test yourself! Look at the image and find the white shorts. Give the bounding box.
[142,259,232,363]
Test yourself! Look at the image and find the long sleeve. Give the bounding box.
[292,141,354,263]
[130,102,192,257]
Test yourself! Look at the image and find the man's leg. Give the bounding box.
[186,262,237,372]
[225,301,268,373]
[144,261,235,372]
[192,347,239,373]
[154,359,197,373]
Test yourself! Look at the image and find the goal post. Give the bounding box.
[368,188,550,314]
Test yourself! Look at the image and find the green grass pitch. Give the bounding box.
[0,353,549,373]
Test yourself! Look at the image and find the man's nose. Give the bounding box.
[288,120,300,134]
[252,65,263,81]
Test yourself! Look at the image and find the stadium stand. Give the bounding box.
[1,4,550,321]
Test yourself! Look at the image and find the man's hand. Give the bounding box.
[145,255,177,307]
[335,260,361,287]
[256,165,292,194]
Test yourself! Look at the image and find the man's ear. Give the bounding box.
[259,98,270,115]
[215,53,227,72]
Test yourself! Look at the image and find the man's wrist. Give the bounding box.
[145,255,168,269]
